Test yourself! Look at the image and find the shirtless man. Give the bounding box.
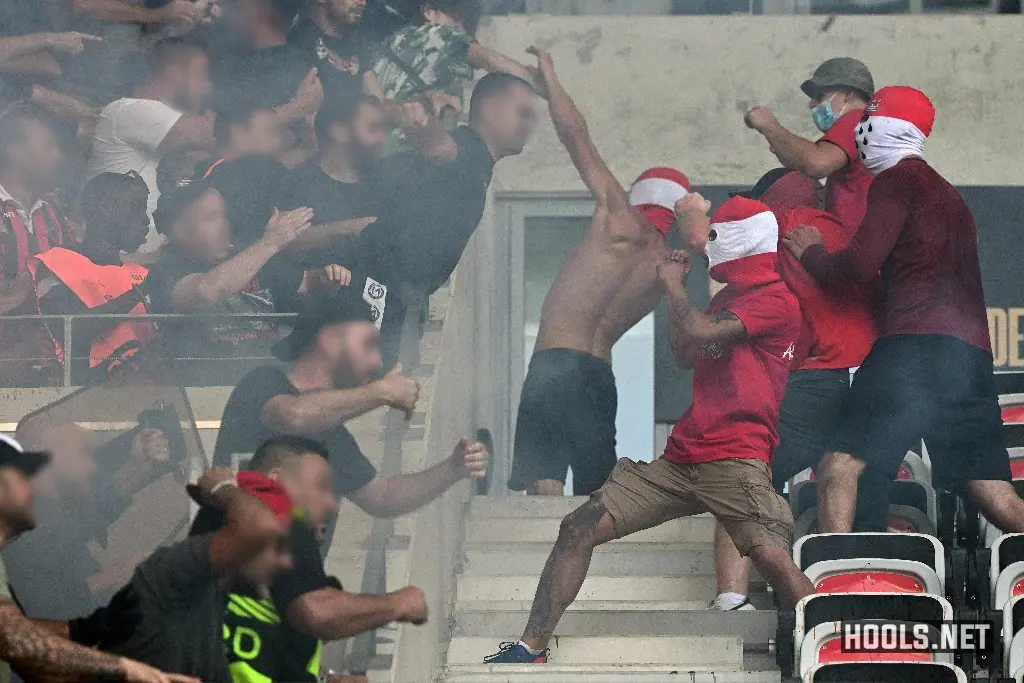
[486,191,817,664]
[507,48,690,497]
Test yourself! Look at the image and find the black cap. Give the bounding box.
[0,435,49,477]
[153,179,215,235]
[272,287,379,362]
[730,168,792,200]
[800,57,875,101]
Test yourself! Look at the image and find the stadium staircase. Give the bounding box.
[439,498,780,682]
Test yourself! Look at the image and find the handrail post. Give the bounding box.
[62,317,73,387]
[344,289,425,675]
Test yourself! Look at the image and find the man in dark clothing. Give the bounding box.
[212,287,488,534]
[192,436,428,683]
[102,467,291,682]
[4,418,173,620]
[360,71,538,294]
[282,94,386,268]
[783,85,1024,535]
[291,0,374,97]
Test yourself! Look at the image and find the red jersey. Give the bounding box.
[776,206,878,370]
[802,158,991,353]
[820,110,874,232]
[664,279,801,465]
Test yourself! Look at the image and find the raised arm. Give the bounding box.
[658,252,747,368]
[0,597,197,683]
[528,47,625,209]
[169,207,312,311]
[744,106,849,179]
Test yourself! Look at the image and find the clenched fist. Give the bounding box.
[744,105,776,133]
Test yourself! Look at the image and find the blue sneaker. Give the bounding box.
[483,641,549,663]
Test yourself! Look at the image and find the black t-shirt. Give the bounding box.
[289,18,370,96]
[190,508,328,682]
[282,162,377,268]
[218,43,311,111]
[145,247,304,385]
[212,366,377,495]
[107,535,231,682]
[203,156,291,247]
[361,126,496,294]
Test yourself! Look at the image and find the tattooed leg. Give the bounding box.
[521,498,616,650]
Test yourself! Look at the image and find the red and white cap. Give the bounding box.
[706,197,780,285]
[629,167,690,236]
[862,86,935,137]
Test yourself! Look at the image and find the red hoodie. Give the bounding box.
[762,174,879,371]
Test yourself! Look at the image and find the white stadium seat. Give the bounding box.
[794,533,946,590]
[1003,594,1024,676]
[990,534,1024,608]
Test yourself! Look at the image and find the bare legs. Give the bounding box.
[816,451,866,533]
[968,480,1024,533]
[714,521,752,594]
[520,498,617,651]
[747,545,815,608]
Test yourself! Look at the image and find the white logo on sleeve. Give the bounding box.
[782,343,796,361]
[362,277,387,330]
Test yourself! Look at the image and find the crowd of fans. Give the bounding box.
[0,0,543,386]
[0,1,544,682]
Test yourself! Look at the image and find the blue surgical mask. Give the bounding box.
[811,96,842,133]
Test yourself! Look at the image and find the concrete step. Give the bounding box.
[447,636,743,667]
[442,667,781,683]
[464,516,714,545]
[461,542,763,580]
[456,575,728,602]
[473,496,714,520]
[452,606,779,644]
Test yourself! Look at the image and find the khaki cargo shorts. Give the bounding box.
[597,457,793,555]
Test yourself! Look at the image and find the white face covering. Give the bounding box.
[854,115,927,176]
[705,209,779,271]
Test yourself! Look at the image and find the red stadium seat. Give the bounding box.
[806,560,938,594]
[1003,405,1024,424]
[803,661,968,683]
[798,620,951,679]
[990,534,1024,608]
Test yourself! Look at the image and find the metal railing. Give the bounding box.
[0,312,299,387]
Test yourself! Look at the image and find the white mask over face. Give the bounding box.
[854,115,927,176]
[705,209,779,273]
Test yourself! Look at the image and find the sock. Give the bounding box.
[519,640,544,655]
[717,592,748,606]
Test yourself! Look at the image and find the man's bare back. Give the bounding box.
[507,49,692,497]
[535,206,671,363]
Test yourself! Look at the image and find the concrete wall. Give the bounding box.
[478,15,1024,189]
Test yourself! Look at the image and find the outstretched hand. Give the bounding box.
[526,46,555,82]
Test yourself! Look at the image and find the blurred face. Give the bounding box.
[350,103,388,168]
[234,110,286,158]
[277,454,337,529]
[0,468,36,537]
[423,6,465,31]
[479,84,537,158]
[12,119,64,193]
[170,190,232,263]
[324,0,365,25]
[316,321,383,386]
[112,183,152,253]
[47,425,97,496]
[175,53,212,114]
[239,534,292,587]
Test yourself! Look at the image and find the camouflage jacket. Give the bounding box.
[373,23,474,101]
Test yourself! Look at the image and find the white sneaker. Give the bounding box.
[707,594,756,611]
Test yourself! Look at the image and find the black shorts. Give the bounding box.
[771,368,852,491]
[834,334,1010,490]
[772,367,893,532]
[508,348,617,496]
